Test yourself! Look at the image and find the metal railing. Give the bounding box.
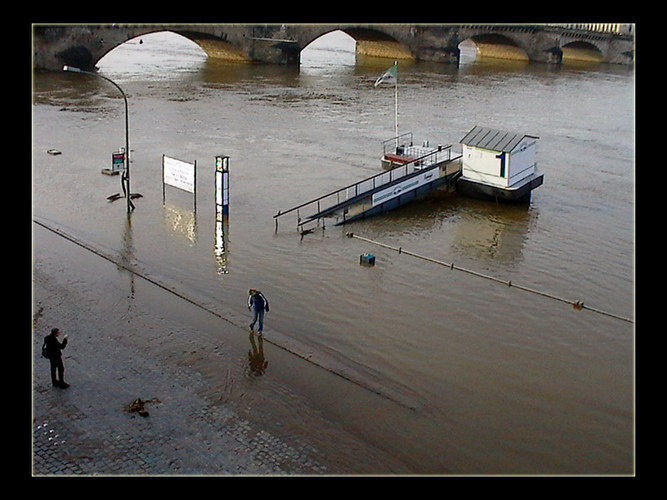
[545,23,633,36]
[274,145,454,230]
[381,132,414,157]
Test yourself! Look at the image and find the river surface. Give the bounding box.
[32,30,635,474]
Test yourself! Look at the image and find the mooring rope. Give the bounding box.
[346,232,634,325]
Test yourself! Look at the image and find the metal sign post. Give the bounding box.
[63,65,135,211]
[215,155,230,216]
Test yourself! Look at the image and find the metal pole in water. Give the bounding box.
[63,65,135,212]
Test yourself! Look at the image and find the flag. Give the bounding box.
[374,63,397,87]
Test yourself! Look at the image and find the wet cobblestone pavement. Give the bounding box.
[32,267,332,475]
[31,218,415,476]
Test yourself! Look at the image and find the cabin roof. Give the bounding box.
[460,126,538,153]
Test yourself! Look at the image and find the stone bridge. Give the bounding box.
[33,24,634,72]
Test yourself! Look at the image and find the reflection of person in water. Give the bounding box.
[248,332,268,376]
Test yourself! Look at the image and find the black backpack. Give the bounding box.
[41,336,51,359]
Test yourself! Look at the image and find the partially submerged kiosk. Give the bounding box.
[457,125,544,203]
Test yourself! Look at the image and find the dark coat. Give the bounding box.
[248,291,269,312]
[45,333,67,359]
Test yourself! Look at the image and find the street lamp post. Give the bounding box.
[63,65,135,212]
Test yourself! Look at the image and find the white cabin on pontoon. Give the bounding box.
[457,126,544,203]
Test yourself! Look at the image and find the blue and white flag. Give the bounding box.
[374,63,397,87]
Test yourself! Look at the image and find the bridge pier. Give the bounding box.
[33,25,145,71]
[244,38,301,65]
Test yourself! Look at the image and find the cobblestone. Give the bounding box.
[32,262,332,476]
[31,221,418,476]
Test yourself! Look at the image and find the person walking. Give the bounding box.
[44,328,69,388]
[248,289,269,335]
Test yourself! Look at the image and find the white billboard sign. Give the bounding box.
[163,155,196,194]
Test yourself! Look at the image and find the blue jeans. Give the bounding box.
[250,308,265,332]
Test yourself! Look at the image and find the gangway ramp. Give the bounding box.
[274,146,462,231]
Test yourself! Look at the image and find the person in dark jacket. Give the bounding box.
[45,328,69,388]
[247,289,269,335]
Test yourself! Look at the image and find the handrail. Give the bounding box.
[381,132,413,155]
[274,145,453,221]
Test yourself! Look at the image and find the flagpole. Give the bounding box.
[374,61,400,152]
[394,61,398,151]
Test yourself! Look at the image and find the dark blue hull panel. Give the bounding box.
[336,176,452,225]
[456,173,544,204]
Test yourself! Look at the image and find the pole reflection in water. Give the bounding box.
[215,155,230,275]
[247,332,268,376]
[215,213,229,275]
[120,213,136,314]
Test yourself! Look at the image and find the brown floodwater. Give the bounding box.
[32,31,634,474]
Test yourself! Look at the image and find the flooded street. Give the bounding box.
[32,30,634,474]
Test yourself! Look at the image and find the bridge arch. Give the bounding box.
[99,29,250,66]
[560,40,604,63]
[175,30,250,61]
[96,30,210,66]
[297,26,415,61]
[458,32,530,62]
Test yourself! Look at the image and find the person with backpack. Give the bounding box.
[247,289,269,335]
[43,328,69,388]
